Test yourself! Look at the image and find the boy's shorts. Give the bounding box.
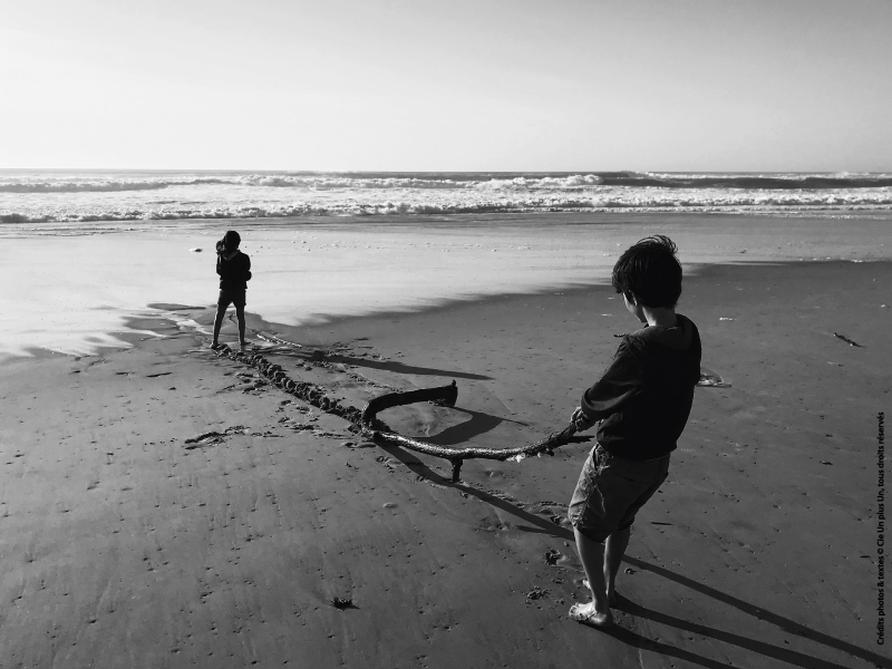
[217,289,246,309]
[568,443,670,542]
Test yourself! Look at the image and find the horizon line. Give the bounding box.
[1,167,890,175]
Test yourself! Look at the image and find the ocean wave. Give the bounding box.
[0,177,234,194]
[5,170,892,194]
[3,191,892,225]
[0,174,470,193]
[0,181,177,193]
[220,173,606,191]
[234,174,466,190]
[473,174,604,191]
[628,171,892,189]
[3,170,892,227]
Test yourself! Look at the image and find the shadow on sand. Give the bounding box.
[324,353,492,380]
[425,407,530,446]
[378,442,887,669]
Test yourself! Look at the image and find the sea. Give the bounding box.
[2,169,892,227]
[1,169,891,359]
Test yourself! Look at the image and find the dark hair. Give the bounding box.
[611,235,682,307]
[222,230,241,251]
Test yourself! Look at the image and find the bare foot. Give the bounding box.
[582,579,618,607]
[568,601,613,628]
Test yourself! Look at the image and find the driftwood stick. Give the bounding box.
[210,343,580,482]
[833,331,863,347]
[364,424,578,482]
[361,381,458,423]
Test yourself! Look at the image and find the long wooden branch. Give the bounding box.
[366,424,578,482]
[211,343,580,481]
[361,381,458,423]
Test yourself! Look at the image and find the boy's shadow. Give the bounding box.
[378,442,889,669]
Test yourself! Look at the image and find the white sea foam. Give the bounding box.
[2,169,892,227]
[3,188,892,226]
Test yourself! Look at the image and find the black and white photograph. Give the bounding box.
[1,1,890,666]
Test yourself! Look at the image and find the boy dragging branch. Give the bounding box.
[567,236,701,627]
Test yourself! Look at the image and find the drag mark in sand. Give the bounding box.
[179,338,892,667]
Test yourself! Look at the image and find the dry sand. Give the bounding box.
[1,260,889,668]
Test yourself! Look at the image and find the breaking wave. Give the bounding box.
[5,170,891,194]
[3,169,892,225]
[0,180,185,193]
[4,193,892,225]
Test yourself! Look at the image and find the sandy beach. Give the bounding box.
[5,0,892,662]
[1,256,889,668]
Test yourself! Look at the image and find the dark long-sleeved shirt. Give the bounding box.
[580,313,701,460]
[217,250,252,292]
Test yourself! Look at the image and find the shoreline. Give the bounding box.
[3,210,892,361]
[1,259,889,666]
[3,257,889,365]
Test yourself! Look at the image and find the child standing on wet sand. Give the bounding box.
[212,230,252,349]
[567,235,701,628]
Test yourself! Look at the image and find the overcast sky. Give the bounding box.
[2,0,890,172]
